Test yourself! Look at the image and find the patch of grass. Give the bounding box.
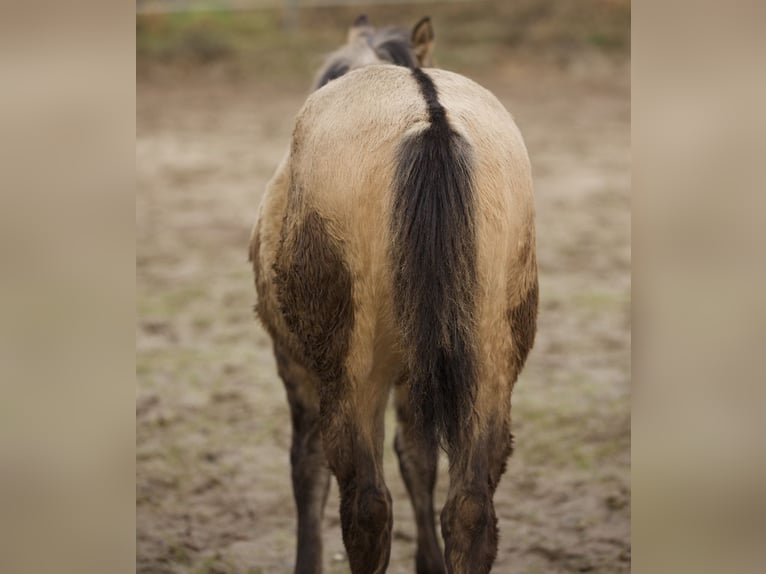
[137,346,200,377]
[167,540,194,566]
[140,284,208,316]
[588,31,627,51]
[571,448,594,470]
[137,8,280,62]
[193,554,239,574]
[137,6,335,81]
[137,0,630,81]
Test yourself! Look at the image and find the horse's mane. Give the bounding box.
[314,27,416,90]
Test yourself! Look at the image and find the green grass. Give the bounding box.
[193,554,240,574]
[137,0,631,81]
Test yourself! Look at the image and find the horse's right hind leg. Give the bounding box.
[393,383,509,574]
[393,380,446,574]
[441,403,513,574]
[274,344,331,574]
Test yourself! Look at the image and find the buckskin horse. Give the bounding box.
[250,15,537,574]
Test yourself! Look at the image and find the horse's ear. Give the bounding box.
[348,14,372,43]
[411,16,435,66]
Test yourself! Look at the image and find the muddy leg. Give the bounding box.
[321,376,392,574]
[393,381,446,574]
[275,345,331,574]
[440,418,513,574]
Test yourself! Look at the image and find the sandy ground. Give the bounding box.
[137,55,630,573]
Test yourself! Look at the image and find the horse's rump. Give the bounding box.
[253,62,536,428]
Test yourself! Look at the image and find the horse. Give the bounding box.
[249,15,538,574]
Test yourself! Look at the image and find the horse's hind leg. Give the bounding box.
[441,395,513,574]
[269,208,393,572]
[321,359,393,574]
[275,344,331,574]
[393,380,446,574]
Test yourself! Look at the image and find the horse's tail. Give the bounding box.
[390,69,478,452]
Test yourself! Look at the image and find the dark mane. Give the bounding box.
[313,26,417,91]
[316,60,351,89]
[372,28,417,68]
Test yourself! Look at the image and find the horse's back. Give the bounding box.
[295,65,534,341]
[294,66,533,270]
[254,65,536,381]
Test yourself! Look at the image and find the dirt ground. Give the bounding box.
[137,46,630,573]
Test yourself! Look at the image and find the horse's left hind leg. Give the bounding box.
[321,367,393,574]
[275,344,331,574]
[393,380,446,574]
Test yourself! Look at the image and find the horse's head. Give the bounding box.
[312,15,435,91]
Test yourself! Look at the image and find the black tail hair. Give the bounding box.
[391,68,478,452]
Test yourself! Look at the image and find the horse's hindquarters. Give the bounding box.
[250,65,538,574]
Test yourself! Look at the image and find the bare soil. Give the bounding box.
[137,54,630,573]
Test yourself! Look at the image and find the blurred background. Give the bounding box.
[136,1,630,572]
